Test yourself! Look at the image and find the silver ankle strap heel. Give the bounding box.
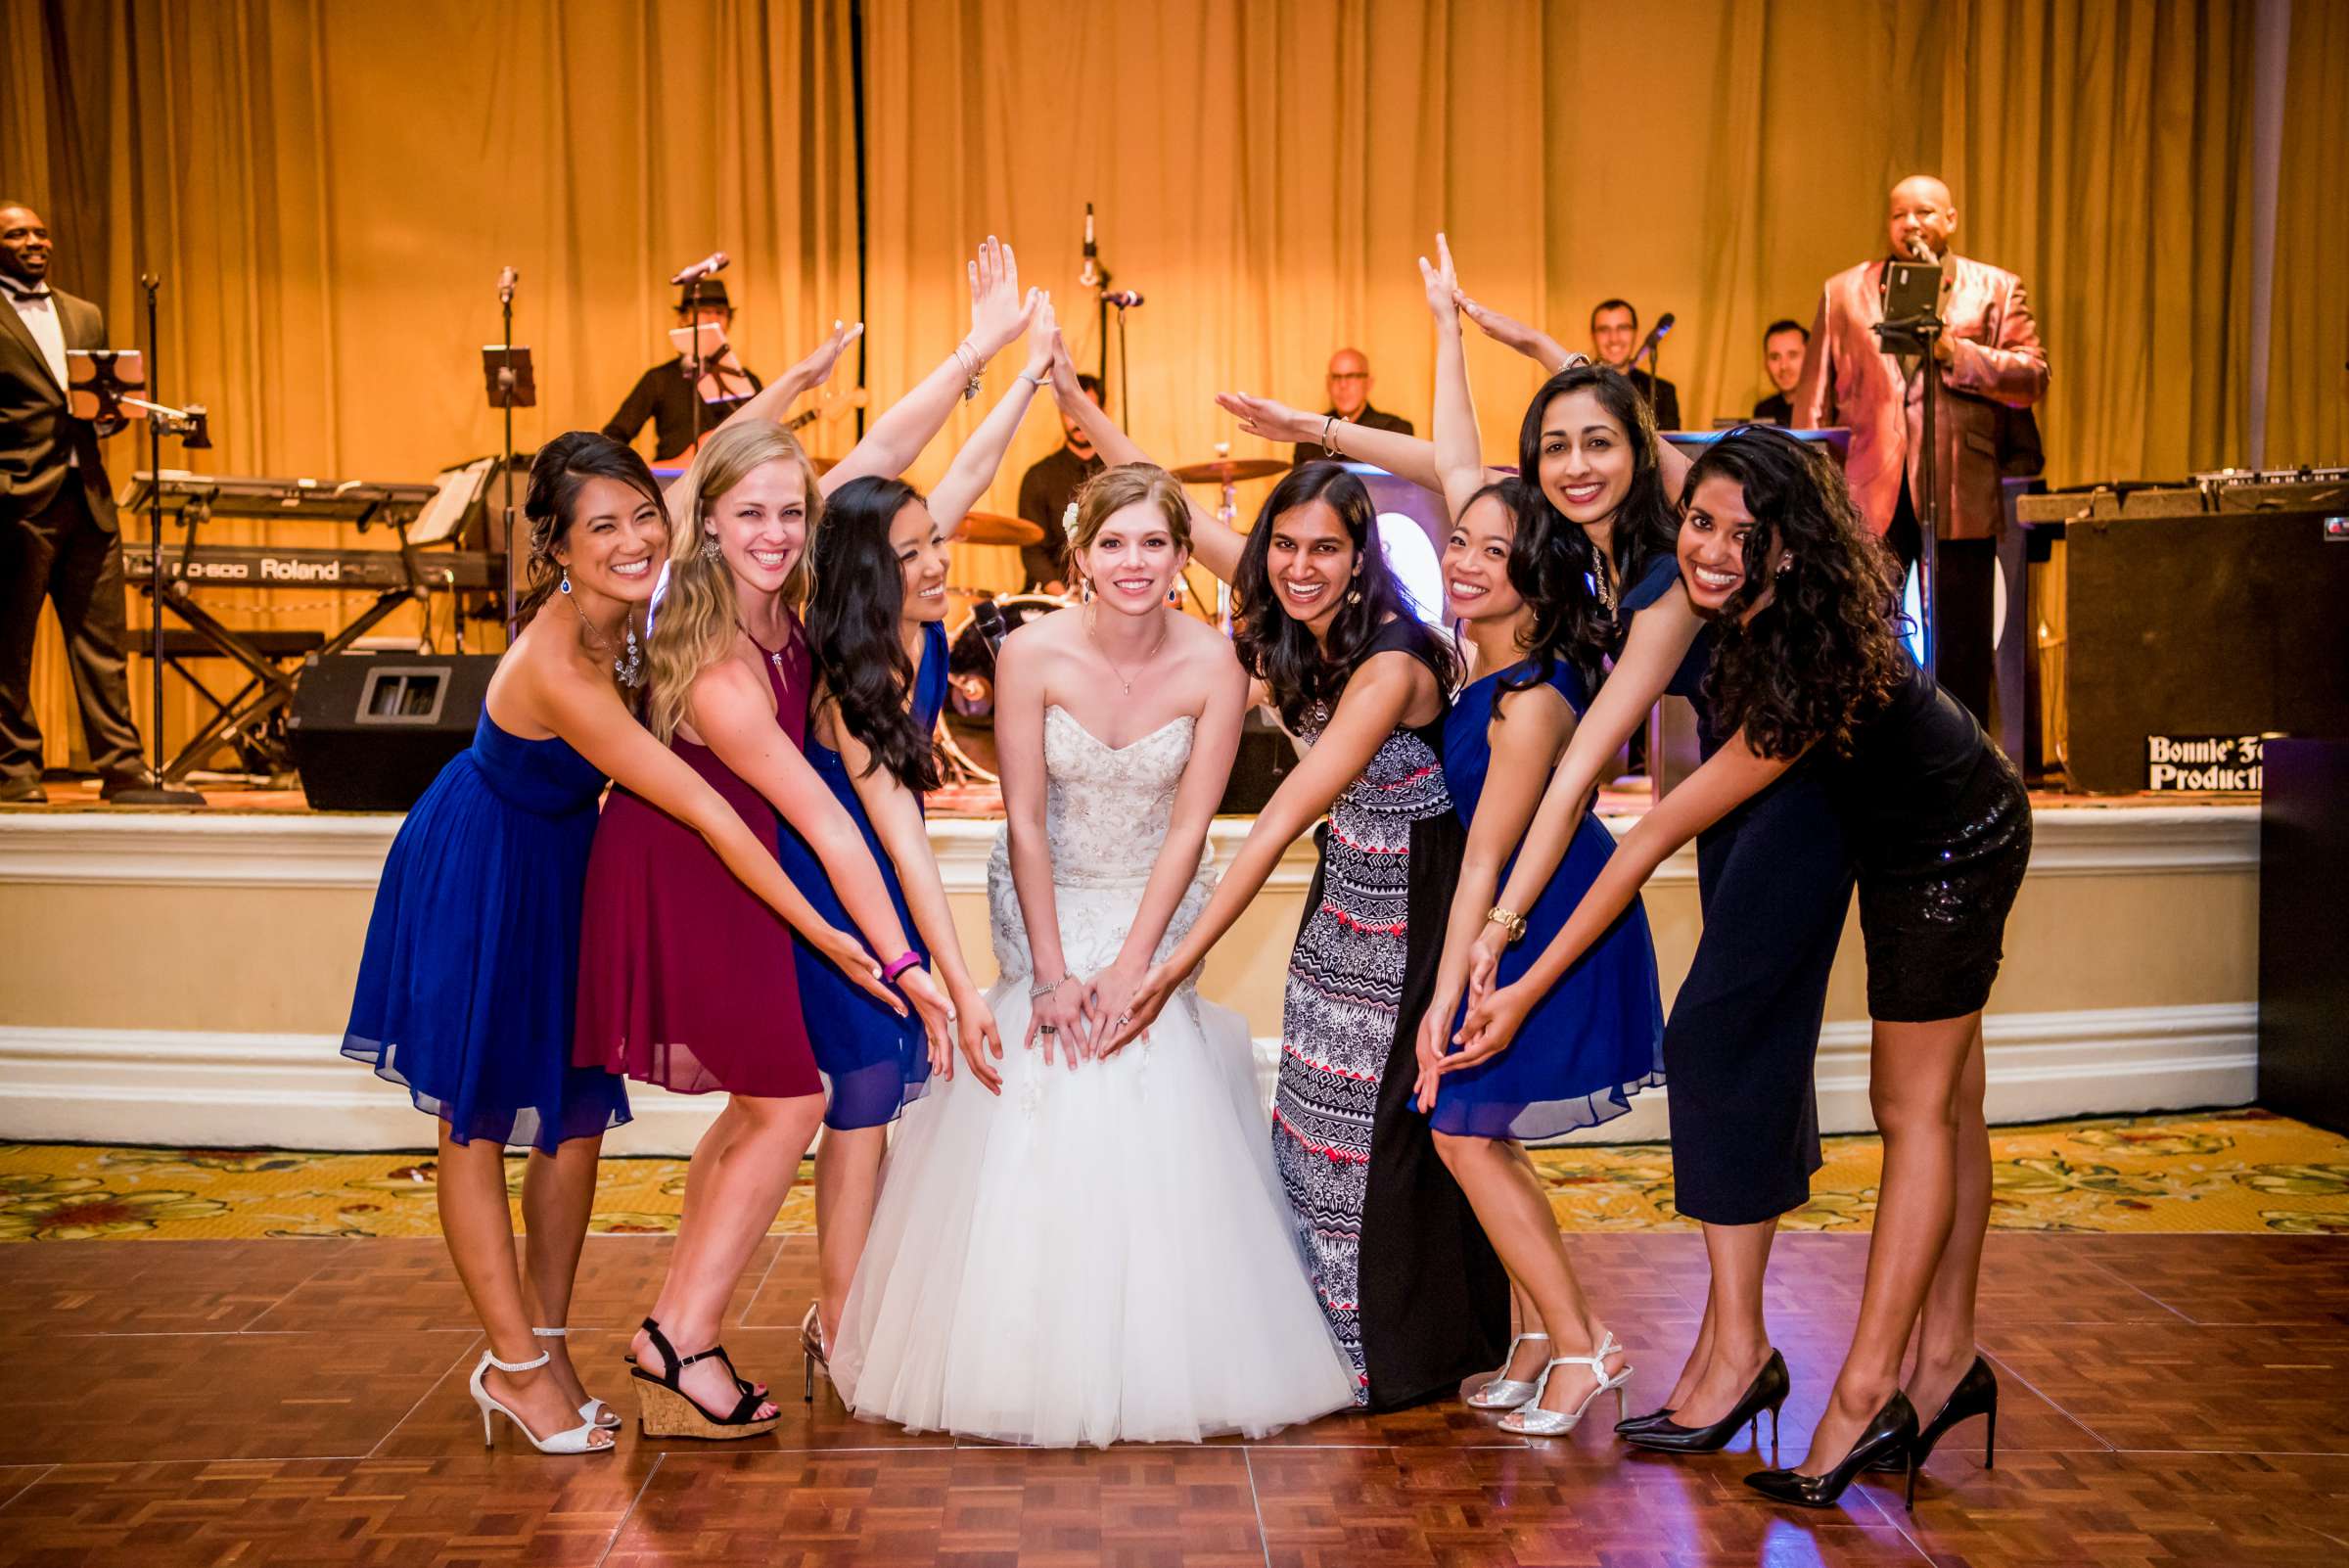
[1465,1332,1552,1410]
[532,1326,621,1430]
[1499,1331,1635,1436]
[471,1347,612,1453]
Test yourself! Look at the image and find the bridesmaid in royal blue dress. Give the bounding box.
[343,433,884,1456]
[786,318,1054,1373]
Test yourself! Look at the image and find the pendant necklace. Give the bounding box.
[1087,604,1166,697]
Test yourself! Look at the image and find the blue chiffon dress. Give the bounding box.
[776,622,950,1130]
[1435,656,1664,1139]
[343,710,631,1151]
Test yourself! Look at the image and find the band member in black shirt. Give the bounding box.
[602,279,763,461]
[1290,347,1414,464]
[1589,299,1681,433]
[1012,372,1105,591]
[1751,318,1810,426]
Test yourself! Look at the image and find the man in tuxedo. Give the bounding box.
[1751,318,1809,425]
[1589,299,1681,431]
[1793,173,2050,725]
[0,203,145,804]
[1289,348,1414,464]
[602,278,763,461]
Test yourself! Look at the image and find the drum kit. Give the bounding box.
[934,454,1289,783]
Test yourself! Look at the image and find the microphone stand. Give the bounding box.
[1114,299,1133,435]
[115,274,207,807]
[1876,257,1945,676]
[686,275,707,454]
[498,274,519,643]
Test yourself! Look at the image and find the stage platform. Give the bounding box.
[0,789,2260,1155]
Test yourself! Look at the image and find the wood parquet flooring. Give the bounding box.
[2,1232,2344,1567]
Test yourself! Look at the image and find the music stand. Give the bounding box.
[484,337,532,641]
[1875,257,1947,672]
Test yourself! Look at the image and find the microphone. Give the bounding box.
[496,265,518,303]
[972,600,1011,657]
[1907,234,1937,264]
[669,251,731,287]
[1634,311,1676,365]
[1101,289,1144,309]
[1079,202,1099,288]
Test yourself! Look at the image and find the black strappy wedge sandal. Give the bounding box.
[627,1316,781,1440]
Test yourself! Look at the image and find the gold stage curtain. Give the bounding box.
[3,0,856,771]
[2266,0,2349,470]
[861,0,2293,608]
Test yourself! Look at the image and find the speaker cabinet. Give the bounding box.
[2060,506,2349,793]
[290,653,500,810]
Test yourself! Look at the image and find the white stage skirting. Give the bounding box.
[0,806,2263,1155]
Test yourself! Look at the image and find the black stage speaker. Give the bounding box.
[2258,739,2349,1134]
[1218,708,1300,814]
[290,652,499,810]
[2060,505,2349,793]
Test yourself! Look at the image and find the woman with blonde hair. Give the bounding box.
[575,417,952,1440]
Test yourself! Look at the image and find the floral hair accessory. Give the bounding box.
[1063,500,1080,534]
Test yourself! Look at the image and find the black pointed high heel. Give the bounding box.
[1622,1349,1789,1460]
[1744,1391,1921,1511]
[1869,1354,1998,1471]
[1615,1405,1676,1436]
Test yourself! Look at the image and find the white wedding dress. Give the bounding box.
[829,704,1358,1447]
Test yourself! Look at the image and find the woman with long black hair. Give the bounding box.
[1452,427,2028,1507]
[787,300,1064,1385]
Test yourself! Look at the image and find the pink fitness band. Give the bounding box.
[882,950,923,984]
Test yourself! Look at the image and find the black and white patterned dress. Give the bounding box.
[1270,623,1510,1409]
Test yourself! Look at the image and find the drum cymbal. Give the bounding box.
[1171,457,1289,486]
[956,511,1044,547]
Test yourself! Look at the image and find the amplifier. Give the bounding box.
[289,653,500,810]
[2060,504,2349,793]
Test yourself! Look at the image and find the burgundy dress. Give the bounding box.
[574,622,824,1099]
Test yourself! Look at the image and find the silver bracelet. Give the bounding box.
[1029,974,1071,1000]
[955,340,984,400]
[1016,370,1043,392]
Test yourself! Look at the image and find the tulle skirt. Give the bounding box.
[831,873,1357,1448]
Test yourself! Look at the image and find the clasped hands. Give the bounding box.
[1409,922,1537,1113]
[1030,955,1180,1067]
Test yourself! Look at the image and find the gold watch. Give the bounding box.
[1487,905,1528,944]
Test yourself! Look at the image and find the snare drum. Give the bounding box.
[938,591,1072,782]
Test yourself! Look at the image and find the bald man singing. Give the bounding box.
[1290,347,1414,465]
[1793,174,2048,726]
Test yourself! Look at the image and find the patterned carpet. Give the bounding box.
[2,1108,2343,1243]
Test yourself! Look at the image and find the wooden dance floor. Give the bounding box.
[2,1230,2345,1566]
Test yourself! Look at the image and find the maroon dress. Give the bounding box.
[574,621,824,1099]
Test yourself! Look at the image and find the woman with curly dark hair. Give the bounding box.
[1452,427,2031,1509]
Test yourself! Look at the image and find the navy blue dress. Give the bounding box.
[776,621,950,1130]
[344,710,631,1151]
[1436,656,1663,1139]
[1622,556,1855,1226]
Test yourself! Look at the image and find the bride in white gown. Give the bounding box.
[829,463,1357,1447]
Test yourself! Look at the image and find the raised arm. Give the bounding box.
[1453,288,1577,376]
[832,704,1004,1090]
[1467,586,1706,996]
[1100,652,1431,1053]
[1450,727,1797,1065]
[1421,235,1489,521]
[535,666,903,1014]
[661,319,863,521]
[689,662,953,1055]
[1411,680,1575,1111]
[1215,391,1473,502]
[821,236,1040,494]
[990,625,1081,1066]
[930,294,1056,530]
[1086,641,1249,1057]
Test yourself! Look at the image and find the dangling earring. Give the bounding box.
[702,530,722,563]
[617,621,644,688]
[1080,576,1094,604]
[1345,571,1361,607]
[558,569,573,596]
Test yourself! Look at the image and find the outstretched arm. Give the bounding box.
[1451,728,1797,1064]
[1099,653,1432,1053]
[661,319,863,520]
[536,666,902,1014]
[1214,391,1480,502]
[832,701,1004,1091]
[821,236,1039,495]
[1465,586,1706,999]
[690,662,954,1059]
[930,294,1058,530]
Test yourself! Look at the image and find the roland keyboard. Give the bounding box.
[122,542,502,591]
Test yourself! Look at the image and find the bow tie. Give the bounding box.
[1,280,52,300]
